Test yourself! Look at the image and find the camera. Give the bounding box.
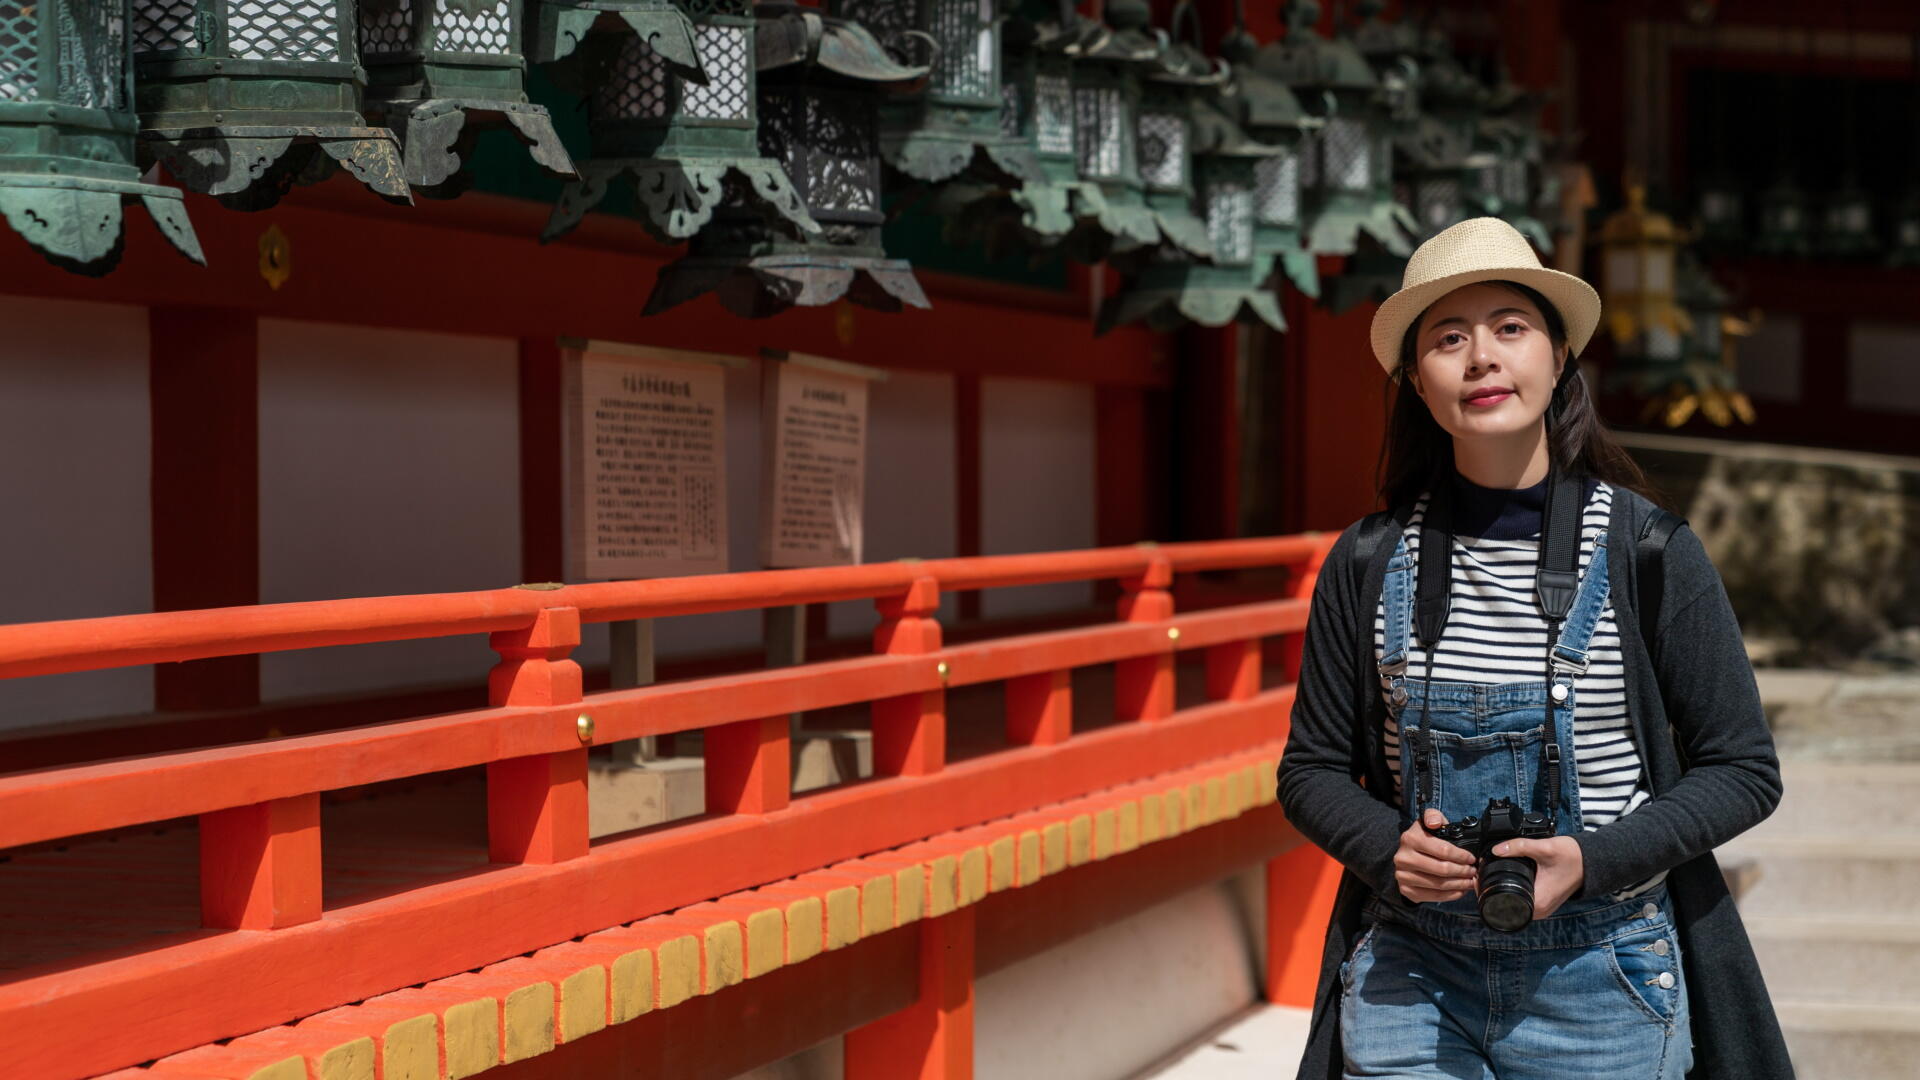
[1425,798,1554,932]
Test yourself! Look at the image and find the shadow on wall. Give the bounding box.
[1620,432,1920,669]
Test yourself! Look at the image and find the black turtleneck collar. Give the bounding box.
[1448,470,1597,540]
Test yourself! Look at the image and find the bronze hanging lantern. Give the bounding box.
[1129,1,1222,263]
[1054,0,1165,263]
[538,1,820,246]
[354,0,577,198]
[132,0,410,210]
[830,0,1037,186]
[1217,11,1317,298]
[0,0,204,274]
[1468,73,1552,253]
[644,3,929,317]
[1256,0,1410,258]
[1611,249,1755,429]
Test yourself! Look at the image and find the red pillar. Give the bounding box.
[150,307,259,710]
[845,907,976,1080]
[705,715,791,814]
[199,792,321,930]
[1264,845,1343,1008]
[1005,669,1072,747]
[1114,554,1175,722]
[872,577,947,777]
[487,606,589,864]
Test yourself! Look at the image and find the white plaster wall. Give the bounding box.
[0,295,154,733]
[1850,321,1920,414]
[1739,313,1802,404]
[974,871,1265,1080]
[979,377,1098,620]
[826,369,959,641]
[257,319,520,700]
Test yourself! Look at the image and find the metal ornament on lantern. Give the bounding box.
[1217,10,1318,298]
[1469,77,1552,252]
[131,0,411,210]
[536,0,815,246]
[830,0,1038,187]
[1616,249,1756,430]
[1598,181,1692,385]
[0,0,205,274]
[643,3,929,318]
[1255,0,1410,258]
[354,0,577,198]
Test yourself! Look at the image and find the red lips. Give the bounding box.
[1462,386,1514,407]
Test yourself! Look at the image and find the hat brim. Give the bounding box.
[1368,264,1601,374]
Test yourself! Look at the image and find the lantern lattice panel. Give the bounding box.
[228,0,342,63]
[134,0,200,55]
[1322,116,1369,191]
[436,1,511,55]
[58,2,128,109]
[1499,159,1526,204]
[760,89,878,215]
[998,80,1022,138]
[1074,85,1126,179]
[683,24,749,120]
[1136,112,1185,189]
[358,0,414,56]
[1206,180,1253,264]
[1034,73,1073,156]
[599,33,671,120]
[1417,177,1458,231]
[0,6,36,101]
[930,0,992,98]
[599,23,748,123]
[1297,130,1318,189]
[1255,151,1298,226]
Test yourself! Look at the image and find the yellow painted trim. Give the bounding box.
[1017,830,1042,885]
[702,923,746,992]
[656,935,701,1009]
[1117,800,1141,854]
[1141,794,1165,844]
[1186,782,1207,829]
[926,855,959,917]
[988,836,1016,892]
[503,983,556,1064]
[317,1037,375,1080]
[859,876,896,938]
[610,950,654,1024]
[1042,822,1067,874]
[782,897,824,964]
[559,966,608,1043]
[825,885,861,949]
[442,999,499,1078]
[1093,808,1117,860]
[743,908,786,978]
[246,1058,308,1080]
[1067,814,1092,866]
[958,847,988,906]
[380,1014,439,1080]
[1255,758,1278,806]
[893,866,926,925]
[1206,776,1227,822]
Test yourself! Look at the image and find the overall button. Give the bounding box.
[1549,684,1569,703]
[1651,939,1670,956]
[1642,903,1659,920]
[1391,686,1408,706]
[1656,971,1676,989]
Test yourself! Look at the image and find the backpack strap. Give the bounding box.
[1635,507,1685,649]
[1350,509,1398,589]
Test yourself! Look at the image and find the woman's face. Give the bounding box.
[1406,283,1565,441]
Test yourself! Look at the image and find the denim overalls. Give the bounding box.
[1339,527,1694,1080]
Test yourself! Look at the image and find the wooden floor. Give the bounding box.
[0,656,1292,981]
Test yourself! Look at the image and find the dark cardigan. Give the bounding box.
[1277,485,1793,1080]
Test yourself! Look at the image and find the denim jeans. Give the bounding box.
[1340,887,1694,1079]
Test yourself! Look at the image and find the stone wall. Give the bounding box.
[1618,432,1920,668]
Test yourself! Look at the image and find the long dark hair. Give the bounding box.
[1375,279,1660,511]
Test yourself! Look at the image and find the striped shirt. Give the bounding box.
[1372,480,1655,849]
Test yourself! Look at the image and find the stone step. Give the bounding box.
[1745,916,1920,1005]
[1764,762,1920,837]
[1718,835,1920,919]
[1777,1000,1920,1080]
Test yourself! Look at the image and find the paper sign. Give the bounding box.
[761,358,870,568]
[566,345,730,581]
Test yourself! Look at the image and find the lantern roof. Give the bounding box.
[1254,0,1377,92]
[1076,0,1166,66]
[756,3,930,86]
[1193,96,1280,161]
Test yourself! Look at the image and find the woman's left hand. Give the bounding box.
[1491,835,1584,920]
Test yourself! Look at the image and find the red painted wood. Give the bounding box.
[1114,556,1175,722]
[872,578,946,777]
[956,374,983,623]
[1204,640,1261,702]
[844,908,976,1080]
[1004,670,1071,747]
[488,607,588,864]
[518,338,566,584]
[705,716,791,815]
[1264,843,1343,1008]
[198,794,321,930]
[149,307,260,711]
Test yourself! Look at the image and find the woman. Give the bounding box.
[1277,218,1790,1079]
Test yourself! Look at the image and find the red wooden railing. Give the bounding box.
[0,535,1336,1080]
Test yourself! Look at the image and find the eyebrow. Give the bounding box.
[1425,307,1533,334]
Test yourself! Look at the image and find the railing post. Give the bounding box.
[872,576,946,777]
[487,606,589,865]
[1115,554,1175,722]
[1204,640,1261,702]
[1005,669,1071,746]
[199,792,321,930]
[705,715,790,814]
[845,906,975,1080]
[1277,535,1332,683]
[1265,843,1344,1007]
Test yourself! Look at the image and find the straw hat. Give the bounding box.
[1368,217,1601,375]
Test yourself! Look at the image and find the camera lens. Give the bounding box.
[1478,856,1537,932]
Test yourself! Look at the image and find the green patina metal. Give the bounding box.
[830,0,1036,187]
[0,0,204,274]
[1397,39,1486,244]
[354,0,577,198]
[1466,65,1551,252]
[1256,0,1409,259]
[131,0,410,210]
[644,2,929,318]
[1129,1,1220,263]
[1219,20,1318,298]
[538,0,818,246]
[1050,0,1164,263]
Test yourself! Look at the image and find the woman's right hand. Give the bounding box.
[1395,808,1478,903]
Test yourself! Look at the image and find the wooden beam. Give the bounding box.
[844,909,976,1080]
[198,793,321,930]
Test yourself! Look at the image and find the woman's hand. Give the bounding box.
[1395,809,1478,903]
[1492,834,1585,920]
